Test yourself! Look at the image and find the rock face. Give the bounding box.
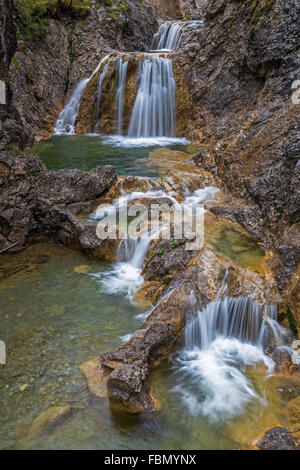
[0,0,16,79]
[257,427,296,451]
[175,0,300,324]
[8,20,71,145]
[99,283,192,412]
[2,0,157,145]
[0,152,117,252]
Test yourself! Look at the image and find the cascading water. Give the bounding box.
[93,236,153,304]
[93,60,111,133]
[115,58,129,135]
[150,23,182,51]
[55,55,109,135]
[54,78,89,135]
[128,56,176,138]
[172,296,287,422]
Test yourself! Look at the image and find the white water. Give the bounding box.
[93,60,111,133]
[150,23,182,51]
[172,297,282,422]
[55,56,110,135]
[93,236,153,304]
[54,79,89,135]
[91,185,220,305]
[115,58,129,135]
[101,135,189,147]
[128,57,176,138]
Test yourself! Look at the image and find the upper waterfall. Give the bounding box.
[128,56,176,138]
[150,23,182,51]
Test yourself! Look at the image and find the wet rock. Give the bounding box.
[98,284,191,413]
[73,265,91,274]
[281,396,300,439]
[0,152,117,254]
[79,357,107,399]
[271,348,298,376]
[257,427,296,450]
[21,406,72,442]
[0,152,46,188]
[143,238,198,282]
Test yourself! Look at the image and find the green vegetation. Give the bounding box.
[152,248,164,256]
[249,0,274,29]
[11,58,21,68]
[105,0,129,21]
[13,0,91,43]
[275,203,284,219]
[14,0,49,43]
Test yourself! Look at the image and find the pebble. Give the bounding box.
[19,384,29,392]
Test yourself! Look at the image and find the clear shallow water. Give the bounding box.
[0,244,297,450]
[32,135,190,176]
[2,136,296,449]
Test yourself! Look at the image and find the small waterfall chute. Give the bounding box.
[128,56,176,138]
[151,23,182,51]
[115,58,129,135]
[173,296,286,422]
[54,78,89,135]
[93,60,111,133]
[54,55,110,135]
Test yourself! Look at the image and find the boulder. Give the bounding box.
[257,427,296,450]
[0,152,117,253]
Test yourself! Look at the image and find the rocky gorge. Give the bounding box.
[0,0,299,451]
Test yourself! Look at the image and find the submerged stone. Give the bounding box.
[73,265,91,274]
[29,406,72,436]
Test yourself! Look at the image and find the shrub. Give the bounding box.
[14,0,49,43]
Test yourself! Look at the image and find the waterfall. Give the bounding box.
[128,57,175,138]
[172,296,288,422]
[151,23,182,51]
[184,297,278,351]
[94,236,152,304]
[54,78,89,135]
[54,55,109,135]
[115,58,129,135]
[93,60,110,133]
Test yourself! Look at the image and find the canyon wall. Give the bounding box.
[0,0,158,147]
[174,0,300,321]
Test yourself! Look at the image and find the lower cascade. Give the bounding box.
[173,296,288,422]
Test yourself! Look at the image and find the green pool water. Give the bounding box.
[32,135,191,177]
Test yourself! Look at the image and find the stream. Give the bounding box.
[0,20,299,450]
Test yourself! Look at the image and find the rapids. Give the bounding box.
[1,18,299,452]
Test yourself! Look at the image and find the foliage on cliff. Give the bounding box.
[13,0,91,43]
